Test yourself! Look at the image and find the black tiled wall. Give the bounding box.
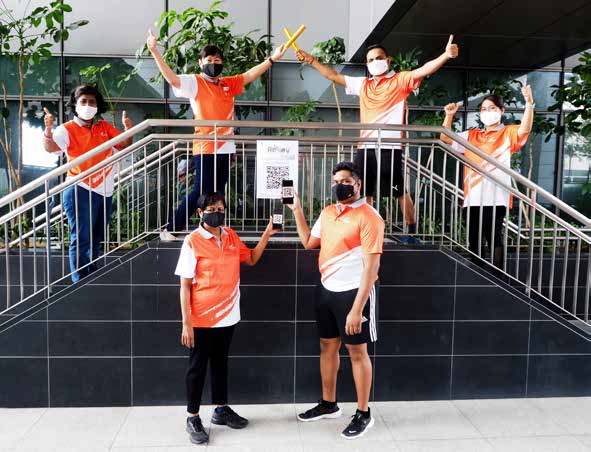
[1,242,591,407]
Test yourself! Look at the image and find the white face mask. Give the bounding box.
[480,110,502,126]
[76,105,98,121]
[367,59,389,77]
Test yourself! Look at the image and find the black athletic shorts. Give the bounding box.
[354,148,405,199]
[315,282,379,345]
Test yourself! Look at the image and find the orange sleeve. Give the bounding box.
[101,121,125,150]
[507,124,529,154]
[224,74,245,97]
[397,71,421,95]
[360,211,384,254]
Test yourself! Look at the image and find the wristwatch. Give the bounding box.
[267,57,274,66]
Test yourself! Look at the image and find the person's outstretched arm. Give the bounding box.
[441,102,460,144]
[296,49,346,87]
[411,35,458,81]
[287,193,320,249]
[146,28,181,90]
[242,45,288,85]
[518,85,535,138]
[243,218,278,266]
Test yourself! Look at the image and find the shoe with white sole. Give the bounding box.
[341,411,374,440]
[159,230,177,242]
[297,401,342,422]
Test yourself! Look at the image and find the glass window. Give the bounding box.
[272,62,365,104]
[467,69,560,110]
[0,101,60,198]
[563,132,591,216]
[0,56,60,96]
[65,57,163,99]
[408,68,464,107]
[271,106,360,138]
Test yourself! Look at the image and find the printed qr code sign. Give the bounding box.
[266,165,290,190]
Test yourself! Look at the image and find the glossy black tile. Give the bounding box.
[455,286,530,320]
[453,321,530,355]
[379,286,454,321]
[231,322,294,356]
[529,320,591,354]
[0,320,46,356]
[240,250,296,285]
[228,357,294,404]
[132,322,187,357]
[527,355,591,397]
[132,357,189,406]
[49,357,131,406]
[0,358,48,407]
[452,355,527,399]
[376,321,452,356]
[49,321,130,356]
[374,356,451,401]
[240,286,296,321]
[48,284,131,321]
[132,285,180,321]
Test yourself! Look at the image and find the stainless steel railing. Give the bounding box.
[1,120,590,328]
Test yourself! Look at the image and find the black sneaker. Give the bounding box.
[297,401,342,422]
[186,415,209,445]
[341,411,375,440]
[211,405,249,429]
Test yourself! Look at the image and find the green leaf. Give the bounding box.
[0,107,10,119]
[61,3,73,12]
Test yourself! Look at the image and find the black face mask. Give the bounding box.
[202,211,225,228]
[202,63,223,78]
[332,183,356,202]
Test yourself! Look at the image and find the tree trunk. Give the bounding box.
[331,82,342,137]
[17,54,24,197]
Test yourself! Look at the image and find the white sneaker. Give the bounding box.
[159,230,177,242]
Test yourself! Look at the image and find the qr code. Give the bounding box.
[266,166,290,190]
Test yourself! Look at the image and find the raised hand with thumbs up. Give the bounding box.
[409,34,460,81]
[446,35,459,59]
[43,107,54,137]
[122,110,132,130]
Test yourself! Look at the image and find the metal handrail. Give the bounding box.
[3,119,588,230]
[2,120,591,326]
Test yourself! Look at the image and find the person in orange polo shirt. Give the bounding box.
[147,30,288,239]
[174,192,276,445]
[296,37,458,244]
[288,162,384,440]
[440,86,534,269]
[43,85,133,282]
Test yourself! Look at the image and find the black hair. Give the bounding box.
[67,85,108,117]
[197,192,226,211]
[366,44,388,58]
[199,44,224,61]
[332,161,361,181]
[481,94,505,110]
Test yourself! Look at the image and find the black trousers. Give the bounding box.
[186,325,235,414]
[465,206,506,269]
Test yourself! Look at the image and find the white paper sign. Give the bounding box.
[256,140,299,199]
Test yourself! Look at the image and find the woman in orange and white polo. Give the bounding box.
[174,192,276,445]
[43,85,133,282]
[441,86,534,268]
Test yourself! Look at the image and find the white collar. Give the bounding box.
[371,70,396,81]
[197,224,228,239]
[200,73,220,84]
[336,197,366,211]
[481,123,506,133]
[73,116,95,128]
